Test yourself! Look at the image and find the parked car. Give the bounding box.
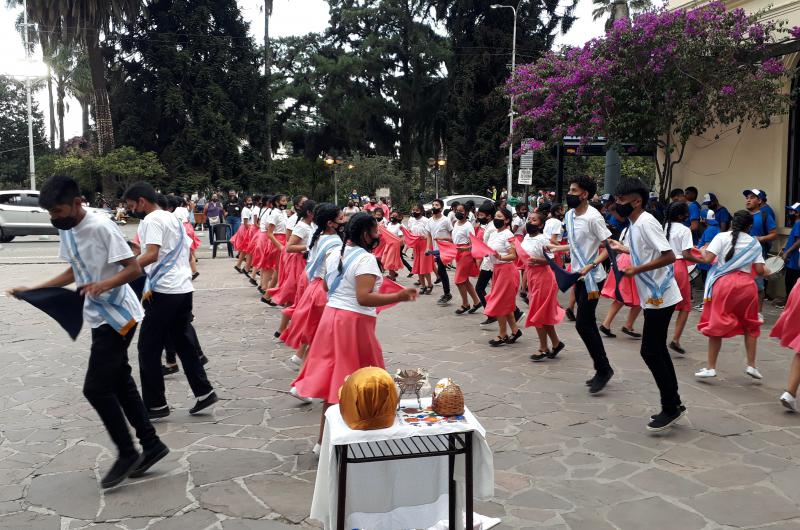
[0,190,114,242]
[422,194,494,214]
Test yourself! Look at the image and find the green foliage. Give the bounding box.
[0,76,47,187]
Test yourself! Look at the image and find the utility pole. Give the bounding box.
[264,0,273,164]
[23,0,36,191]
[603,0,630,196]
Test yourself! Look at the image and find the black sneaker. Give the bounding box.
[647,407,686,432]
[651,405,686,420]
[565,308,576,321]
[437,294,452,306]
[480,317,497,326]
[589,370,613,394]
[129,442,169,478]
[189,392,219,415]
[162,364,179,376]
[148,407,170,420]
[101,453,143,489]
[514,308,523,322]
[585,375,596,386]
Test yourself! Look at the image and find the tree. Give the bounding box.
[23,0,142,155]
[0,76,47,187]
[508,1,795,198]
[592,0,651,29]
[68,53,93,140]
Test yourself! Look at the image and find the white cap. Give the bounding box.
[649,191,659,199]
[704,209,716,220]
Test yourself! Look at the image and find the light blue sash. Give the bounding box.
[306,235,343,281]
[326,247,368,299]
[566,209,600,295]
[628,223,674,306]
[142,220,187,299]
[703,237,761,301]
[63,230,137,335]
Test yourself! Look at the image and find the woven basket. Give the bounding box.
[433,383,464,416]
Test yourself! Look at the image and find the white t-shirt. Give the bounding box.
[251,206,261,221]
[567,206,611,283]
[268,208,288,234]
[309,234,341,279]
[173,206,190,223]
[451,221,474,245]
[480,223,497,271]
[487,228,513,266]
[286,213,299,233]
[544,218,563,241]
[385,221,404,238]
[706,231,765,273]
[521,233,551,260]
[667,222,693,259]
[259,208,272,231]
[138,209,193,294]
[408,216,430,237]
[241,206,253,225]
[292,220,313,246]
[428,215,452,250]
[628,211,681,309]
[325,245,383,317]
[511,215,526,236]
[58,213,144,329]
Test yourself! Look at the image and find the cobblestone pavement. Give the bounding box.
[1,233,800,529]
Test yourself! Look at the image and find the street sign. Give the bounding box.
[520,151,534,169]
[518,169,533,185]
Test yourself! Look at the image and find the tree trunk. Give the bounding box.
[46,65,55,150]
[86,36,114,155]
[57,74,66,153]
[264,0,273,163]
[80,99,90,140]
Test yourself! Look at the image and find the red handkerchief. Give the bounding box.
[469,234,495,260]
[436,239,459,265]
[377,278,406,314]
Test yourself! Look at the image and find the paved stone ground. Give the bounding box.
[1,232,800,529]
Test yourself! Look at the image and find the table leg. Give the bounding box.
[465,433,473,530]
[448,435,456,530]
[336,445,347,530]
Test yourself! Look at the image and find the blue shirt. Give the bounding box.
[713,206,730,228]
[762,203,776,223]
[686,201,701,224]
[604,212,627,232]
[784,220,800,270]
[696,224,720,270]
[750,209,777,238]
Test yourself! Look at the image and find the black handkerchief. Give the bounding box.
[545,255,581,292]
[17,287,84,340]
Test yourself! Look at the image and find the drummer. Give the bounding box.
[780,202,800,297]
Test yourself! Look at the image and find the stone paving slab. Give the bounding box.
[1,255,800,528]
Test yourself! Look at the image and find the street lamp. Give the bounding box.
[427,154,447,198]
[491,1,522,201]
[324,155,354,205]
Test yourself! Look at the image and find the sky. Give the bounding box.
[0,0,604,145]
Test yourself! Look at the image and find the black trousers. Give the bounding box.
[435,254,451,295]
[641,305,681,413]
[400,245,413,272]
[165,320,204,364]
[85,324,159,457]
[138,292,213,409]
[476,269,493,307]
[786,268,800,298]
[575,280,613,375]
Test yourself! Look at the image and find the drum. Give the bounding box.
[765,256,785,276]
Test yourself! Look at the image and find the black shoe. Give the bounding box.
[407,273,414,278]
[520,293,529,304]
[101,453,143,489]
[514,308,523,322]
[189,392,219,415]
[480,317,497,326]
[585,375,596,386]
[599,325,616,338]
[437,294,452,306]
[147,407,170,420]
[434,277,442,284]
[191,272,200,281]
[258,287,266,294]
[530,351,549,362]
[651,405,686,420]
[129,442,169,478]
[414,281,421,286]
[273,331,281,339]
[548,342,566,359]
[467,304,481,314]
[669,341,686,355]
[589,370,613,394]
[506,329,522,344]
[234,266,242,273]
[647,407,686,432]
[565,308,576,321]
[621,326,642,339]
[249,278,258,286]
[162,364,179,376]
[199,354,208,366]
[261,297,277,306]
[489,336,508,347]
[455,305,470,315]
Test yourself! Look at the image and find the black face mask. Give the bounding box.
[477,217,489,225]
[526,223,540,236]
[615,202,635,219]
[454,212,466,221]
[128,210,145,220]
[566,194,582,209]
[391,217,400,223]
[51,215,79,230]
[493,219,505,230]
[412,212,422,219]
[431,207,441,215]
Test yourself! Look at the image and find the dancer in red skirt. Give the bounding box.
[269,196,308,307]
[452,203,481,315]
[282,204,345,374]
[664,202,704,355]
[233,196,255,274]
[695,210,767,380]
[260,194,289,305]
[292,212,417,453]
[599,225,642,340]
[522,211,565,361]
[771,273,800,411]
[249,195,274,292]
[379,211,404,279]
[408,203,435,294]
[484,207,522,347]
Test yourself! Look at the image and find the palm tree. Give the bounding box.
[68,54,93,141]
[49,46,76,152]
[264,0,274,164]
[592,0,651,30]
[22,0,142,155]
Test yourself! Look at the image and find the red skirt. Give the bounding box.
[381,239,404,272]
[230,223,252,252]
[698,271,761,338]
[182,222,201,252]
[484,262,519,317]
[454,249,479,284]
[259,233,285,270]
[601,253,639,307]
[292,307,384,404]
[412,241,435,275]
[267,252,307,306]
[525,266,564,327]
[250,231,272,269]
[771,281,800,353]
[282,273,310,320]
[673,259,692,312]
[280,278,327,349]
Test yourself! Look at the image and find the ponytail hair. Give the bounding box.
[309,202,341,250]
[338,212,377,273]
[299,199,316,220]
[664,201,689,242]
[725,210,754,262]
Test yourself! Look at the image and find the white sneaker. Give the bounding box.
[780,391,797,412]
[312,442,321,456]
[746,366,763,380]
[289,386,312,404]
[758,312,764,323]
[208,245,214,250]
[290,354,303,366]
[695,367,717,378]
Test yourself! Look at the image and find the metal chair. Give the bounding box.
[212,223,233,258]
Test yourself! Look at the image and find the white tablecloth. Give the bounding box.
[311,398,495,530]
